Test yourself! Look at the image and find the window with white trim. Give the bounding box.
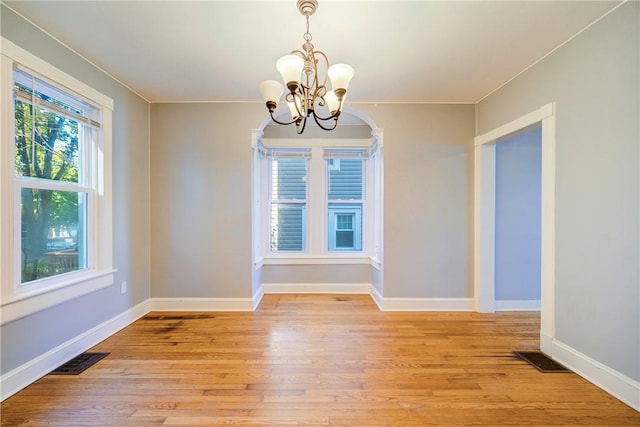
[1,40,114,323]
[253,138,382,261]
[268,148,310,252]
[325,149,366,251]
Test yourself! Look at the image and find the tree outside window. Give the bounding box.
[14,68,94,283]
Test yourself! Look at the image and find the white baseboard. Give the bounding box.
[252,287,265,310]
[540,331,554,355]
[262,283,372,294]
[378,296,474,311]
[149,297,255,311]
[551,339,640,411]
[260,284,473,312]
[495,299,541,311]
[0,299,150,401]
[370,286,384,310]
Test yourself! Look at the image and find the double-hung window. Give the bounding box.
[1,40,114,323]
[13,67,97,282]
[253,138,382,262]
[325,148,367,251]
[268,148,310,252]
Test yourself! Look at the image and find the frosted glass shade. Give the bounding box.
[324,90,341,114]
[328,63,354,91]
[276,55,305,87]
[287,97,303,121]
[259,80,284,104]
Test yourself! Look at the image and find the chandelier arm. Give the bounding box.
[310,90,343,121]
[313,50,330,89]
[285,92,306,120]
[311,112,339,131]
[296,115,308,134]
[310,93,340,121]
[269,110,300,126]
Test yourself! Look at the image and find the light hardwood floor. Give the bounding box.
[2,294,638,426]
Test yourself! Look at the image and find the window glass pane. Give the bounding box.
[328,203,362,251]
[271,158,306,200]
[13,67,100,124]
[328,158,362,200]
[21,188,87,283]
[336,230,354,248]
[14,99,81,183]
[337,214,353,230]
[270,203,305,252]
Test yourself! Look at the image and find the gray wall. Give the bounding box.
[495,126,542,301]
[1,5,150,374]
[476,2,639,381]
[151,102,474,301]
[357,104,475,298]
[150,103,263,298]
[262,264,371,284]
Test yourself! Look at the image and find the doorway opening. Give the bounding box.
[494,124,542,310]
[474,103,556,354]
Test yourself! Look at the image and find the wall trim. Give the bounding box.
[379,296,474,312]
[262,283,372,294]
[370,286,384,310]
[252,287,265,310]
[495,299,541,311]
[551,339,640,411]
[473,102,556,357]
[150,297,256,312]
[0,299,150,402]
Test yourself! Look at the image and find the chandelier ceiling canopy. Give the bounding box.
[259,0,354,134]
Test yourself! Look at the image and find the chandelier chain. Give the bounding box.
[304,15,312,42]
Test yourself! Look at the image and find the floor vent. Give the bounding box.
[514,351,571,373]
[49,352,109,375]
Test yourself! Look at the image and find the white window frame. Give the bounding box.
[325,148,367,253]
[253,137,382,266]
[1,38,114,325]
[267,149,310,252]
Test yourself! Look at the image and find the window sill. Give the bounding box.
[261,256,374,266]
[0,269,115,325]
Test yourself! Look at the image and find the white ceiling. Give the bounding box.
[3,0,621,104]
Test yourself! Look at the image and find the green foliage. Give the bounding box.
[15,95,81,281]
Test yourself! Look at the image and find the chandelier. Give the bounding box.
[259,0,354,134]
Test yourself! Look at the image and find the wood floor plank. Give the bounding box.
[2,294,638,426]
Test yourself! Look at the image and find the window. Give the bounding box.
[268,150,309,251]
[329,208,362,250]
[253,138,382,262]
[13,67,96,283]
[325,150,366,251]
[1,39,114,323]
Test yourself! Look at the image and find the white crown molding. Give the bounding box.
[1,299,150,401]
